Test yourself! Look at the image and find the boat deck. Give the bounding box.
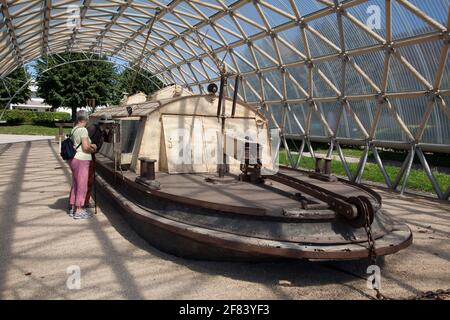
[97,155,374,216]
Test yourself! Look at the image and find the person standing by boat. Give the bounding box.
[69,110,97,219]
[84,113,114,208]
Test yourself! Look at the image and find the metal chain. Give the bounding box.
[363,211,389,300]
[407,289,450,300]
[364,211,449,300]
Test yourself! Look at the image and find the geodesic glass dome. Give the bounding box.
[1,0,449,199]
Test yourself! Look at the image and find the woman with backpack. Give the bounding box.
[68,110,97,219]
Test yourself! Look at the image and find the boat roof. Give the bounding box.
[91,85,194,118]
[91,85,264,119]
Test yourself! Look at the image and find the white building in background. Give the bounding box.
[10,81,53,112]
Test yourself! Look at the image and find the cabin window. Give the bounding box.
[121,119,140,154]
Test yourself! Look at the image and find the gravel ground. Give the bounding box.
[0,140,449,300]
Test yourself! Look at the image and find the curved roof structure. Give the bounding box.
[1,0,449,198]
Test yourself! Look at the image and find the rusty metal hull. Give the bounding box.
[95,160,412,261]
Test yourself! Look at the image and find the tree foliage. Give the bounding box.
[36,53,119,119]
[35,53,164,119]
[0,67,31,108]
[116,67,164,99]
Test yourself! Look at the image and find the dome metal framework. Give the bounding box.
[0,0,449,200]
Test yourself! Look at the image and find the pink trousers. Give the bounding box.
[69,158,91,207]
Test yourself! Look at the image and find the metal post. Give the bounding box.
[217,75,226,118]
[371,145,392,188]
[326,140,334,158]
[231,75,240,117]
[443,185,450,201]
[415,148,444,199]
[352,143,369,184]
[336,142,352,180]
[282,135,295,168]
[393,149,414,190]
[294,139,305,169]
[400,145,416,195]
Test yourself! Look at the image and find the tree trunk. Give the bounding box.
[71,106,77,122]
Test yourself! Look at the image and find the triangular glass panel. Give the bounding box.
[305,13,341,52]
[276,37,305,64]
[292,0,328,16]
[336,106,367,139]
[286,65,309,94]
[197,25,225,50]
[258,0,293,28]
[232,44,256,73]
[344,0,386,39]
[215,15,245,40]
[342,14,380,51]
[253,38,278,68]
[351,50,385,89]
[395,42,442,87]
[391,0,436,39]
[318,101,342,136]
[408,0,450,26]
[312,69,338,97]
[278,27,307,56]
[314,59,342,93]
[420,96,450,145]
[285,71,308,100]
[191,0,220,18]
[235,3,266,35]
[309,108,327,136]
[268,103,285,129]
[346,61,379,95]
[242,74,262,102]
[289,103,308,131]
[387,54,427,92]
[390,96,427,140]
[161,13,191,33]
[263,71,283,101]
[173,2,204,25]
[374,104,407,141]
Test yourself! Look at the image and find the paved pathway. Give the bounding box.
[0,134,54,144]
[0,140,449,299]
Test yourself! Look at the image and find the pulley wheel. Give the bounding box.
[358,195,375,226]
[346,196,369,229]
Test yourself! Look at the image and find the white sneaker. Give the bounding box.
[73,210,93,220]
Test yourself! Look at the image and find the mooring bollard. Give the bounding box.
[310,156,336,182]
[139,157,156,181]
[136,158,160,189]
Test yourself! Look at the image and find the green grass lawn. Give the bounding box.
[0,124,71,136]
[278,150,450,194]
[288,140,450,168]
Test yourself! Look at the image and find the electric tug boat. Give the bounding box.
[90,85,412,261]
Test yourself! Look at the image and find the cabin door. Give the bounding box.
[162,115,210,173]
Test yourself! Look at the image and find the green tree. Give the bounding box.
[0,67,31,108]
[116,67,164,101]
[36,53,119,120]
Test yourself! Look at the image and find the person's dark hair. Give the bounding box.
[76,110,88,124]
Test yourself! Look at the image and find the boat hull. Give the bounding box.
[95,160,412,262]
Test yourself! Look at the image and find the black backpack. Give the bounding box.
[60,128,82,160]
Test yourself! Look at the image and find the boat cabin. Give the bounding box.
[90,85,275,176]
